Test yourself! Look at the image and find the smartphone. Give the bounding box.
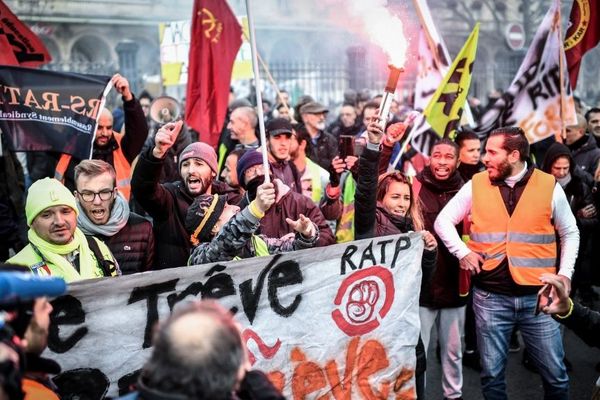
[339,135,355,160]
[534,284,552,316]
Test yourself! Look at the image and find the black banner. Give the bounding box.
[0,66,110,159]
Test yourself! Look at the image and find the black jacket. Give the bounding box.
[542,142,597,229]
[122,370,286,400]
[131,148,241,269]
[95,213,155,275]
[0,134,27,253]
[567,134,600,186]
[415,168,466,308]
[556,302,600,348]
[298,125,338,171]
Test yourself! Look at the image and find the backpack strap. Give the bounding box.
[85,236,116,277]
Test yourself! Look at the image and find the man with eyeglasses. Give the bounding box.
[74,160,154,274]
[8,178,119,282]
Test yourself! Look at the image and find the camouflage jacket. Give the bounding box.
[188,207,319,265]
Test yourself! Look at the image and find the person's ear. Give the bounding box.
[508,150,520,163]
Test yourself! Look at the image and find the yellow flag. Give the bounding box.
[424,23,479,138]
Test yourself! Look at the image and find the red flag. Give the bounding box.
[185,0,242,148]
[0,0,52,67]
[564,0,600,89]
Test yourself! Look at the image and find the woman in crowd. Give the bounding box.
[353,118,438,399]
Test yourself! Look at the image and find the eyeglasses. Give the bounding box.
[77,189,114,202]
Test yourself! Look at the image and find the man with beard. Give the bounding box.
[236,151,335,248]
[435,127,579,400]
[54,74,147,199]
[74,160,154,274]
[266,118,302,194]
[298,102,338,170]
[413,139,466,400]
[8,178,119,282]
[131,121,241,269]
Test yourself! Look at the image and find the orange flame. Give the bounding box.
[347,0,408,68]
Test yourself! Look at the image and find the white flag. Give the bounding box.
[407,0,474,156]
[475,0,576,143]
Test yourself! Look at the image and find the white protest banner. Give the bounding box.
[475,0,577,143]
[46,233,424,399]
[405,0,475,157]
[159,21,190,86]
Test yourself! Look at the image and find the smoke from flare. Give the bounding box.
[347,0,408,67]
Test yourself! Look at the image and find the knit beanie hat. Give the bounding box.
[178,142,218,174]
[186,194,227,245]
[25,178,78,226]
[236,151,265,189]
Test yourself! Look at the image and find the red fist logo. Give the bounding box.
[347,280,379,324]
[332,267,395,336]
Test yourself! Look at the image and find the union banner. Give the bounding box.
[0,66,111,159]
[45,234,424,399]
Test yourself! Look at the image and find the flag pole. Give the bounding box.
[411,0,443,71]
[244,0,270,184]
[557,0,567,142]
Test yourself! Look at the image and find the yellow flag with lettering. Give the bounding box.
[424,23,479,139]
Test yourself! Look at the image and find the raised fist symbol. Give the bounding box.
[332,266,395,336]
[346,280,379,324]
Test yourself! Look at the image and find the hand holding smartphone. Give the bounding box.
[339,135,355,160]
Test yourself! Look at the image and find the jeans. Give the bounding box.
[472,287,568,400]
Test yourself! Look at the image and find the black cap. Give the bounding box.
[266,117,293,137]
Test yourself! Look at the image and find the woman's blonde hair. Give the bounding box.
[376,171,424,231]
[595,162,600,182]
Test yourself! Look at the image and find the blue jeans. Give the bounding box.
[472,287,568,400]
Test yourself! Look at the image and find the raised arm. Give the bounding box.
[131,121,183,220]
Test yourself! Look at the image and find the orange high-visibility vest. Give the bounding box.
[468,169,557,286]
[55,132,132,200]
[23,378,60,400]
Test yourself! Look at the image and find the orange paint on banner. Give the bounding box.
[268,337,416,399]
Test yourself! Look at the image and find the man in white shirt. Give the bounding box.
[434,127,579,400]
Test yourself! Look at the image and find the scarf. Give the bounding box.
[77,192,130,237]
[418,167,464,193]
[377,204,415,233]
[28,228,101,282]
[557,173,572,189]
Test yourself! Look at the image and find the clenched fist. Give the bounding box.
[111,73,133,102]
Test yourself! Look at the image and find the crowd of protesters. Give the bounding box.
[1,72,600,399]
